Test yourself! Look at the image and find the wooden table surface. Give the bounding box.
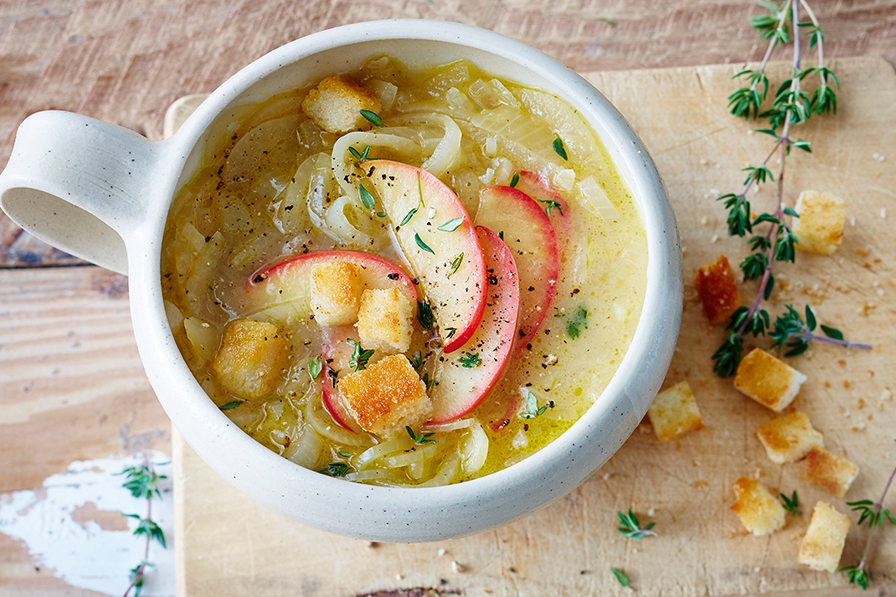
[1,1,895,595]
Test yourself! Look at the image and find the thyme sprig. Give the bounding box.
[119,460,167,597]
[406,425,437,445]
[711,0,868,377]
[779,490,800,515]
[839,446,896,590]
[616,509,657,539]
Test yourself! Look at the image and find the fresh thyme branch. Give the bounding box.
[839,443,896,590]
[712,0,869,377]
[119,460,168,597]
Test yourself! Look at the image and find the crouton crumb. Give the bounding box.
[212,319,288,400]
[694,255,742,325]
[798,502,851,572]
[730,477,786,536]
[804,446,859,497]
[756,411,824,464]
[734,348,807,412]
[338,354,431,437]
[310,260,363,326]
[356,287,415,354]
[791,190,845,255]
[647,380,704,441]
[301,75,382,134]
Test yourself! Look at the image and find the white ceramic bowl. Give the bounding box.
[0,20,681,542]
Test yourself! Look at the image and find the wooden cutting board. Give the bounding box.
[172,57,895,597]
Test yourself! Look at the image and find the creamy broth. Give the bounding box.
[160,57,647,486]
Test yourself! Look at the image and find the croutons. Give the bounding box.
[301,75,382,134]
[804,446,859,497]
[647,380,704,441]
[310,260,363,326]
[798,502,851,572]
[733,348,807,412]
[212,319,288,400]
[791,190,846,255]
[356,287,415,354]
[756,411,824,464]
[730,477,787,536]
[337,354,431,437]
[694,255,742,325]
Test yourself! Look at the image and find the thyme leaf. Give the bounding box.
[458,352,481,368]
[438,217,464,232]
[308,356,322,380]
[360,109,383,127]
[415,233,435,254]
[358,184,376,209]
[406,425,437,445]
[616,509,657,539]
[552,135,568,160]
[218,400,243,411]
[610,567,631,588]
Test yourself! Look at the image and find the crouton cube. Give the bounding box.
[310,261,363,326]
[756,411,825,464]
[301,75,382,134]
[798,502,851,572]
[792,190,846,255]
[733,348,807,412]
[337,354,431,437]
[647,380,704,441]
[694,255,742,325]
[730,477,787,536]
[212,319,288,400]
[356,287,415,354]
[804,446,859,497]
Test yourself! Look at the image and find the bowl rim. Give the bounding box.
[134,19,682,541]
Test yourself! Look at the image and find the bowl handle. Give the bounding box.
[0,111,164,275]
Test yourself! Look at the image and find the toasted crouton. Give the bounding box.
[356,287,415,354]
[733,348,807,412]
[694,255,742,325]
[731,477,786,536]
[757,411,825,464]
[212,319,288,400]
[647,380,704,441]
[791,190,845,255]
[310,260,363,326]
[798,502,851,572]
[804,446,859,497]
[301,75,382,134]
[337,354,431,437]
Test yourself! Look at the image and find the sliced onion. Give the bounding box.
[331,131,420,202]
[283,428,323,469]
[356,435,414,468]
[305,395,371,446]
[459,421,489,475]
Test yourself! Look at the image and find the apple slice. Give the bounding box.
[428,226,519,423]
[514,171,571,248]
[320,325,362,431]
[242,250,417,323]
[361,160,486,353]
[475,184,559,348]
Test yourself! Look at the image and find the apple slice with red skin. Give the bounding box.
[475,184,559,349]
[513,171,571,248]
[320,325,362,432]
[243,250,417,321]
[361,159,486,353]
[428,226,520,423]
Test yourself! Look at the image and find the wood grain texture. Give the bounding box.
[172,57,896,596]
[1,0,895,267]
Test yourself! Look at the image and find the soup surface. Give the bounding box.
[161,57,647,486]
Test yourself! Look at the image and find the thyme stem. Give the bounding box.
[851,461,896,584]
